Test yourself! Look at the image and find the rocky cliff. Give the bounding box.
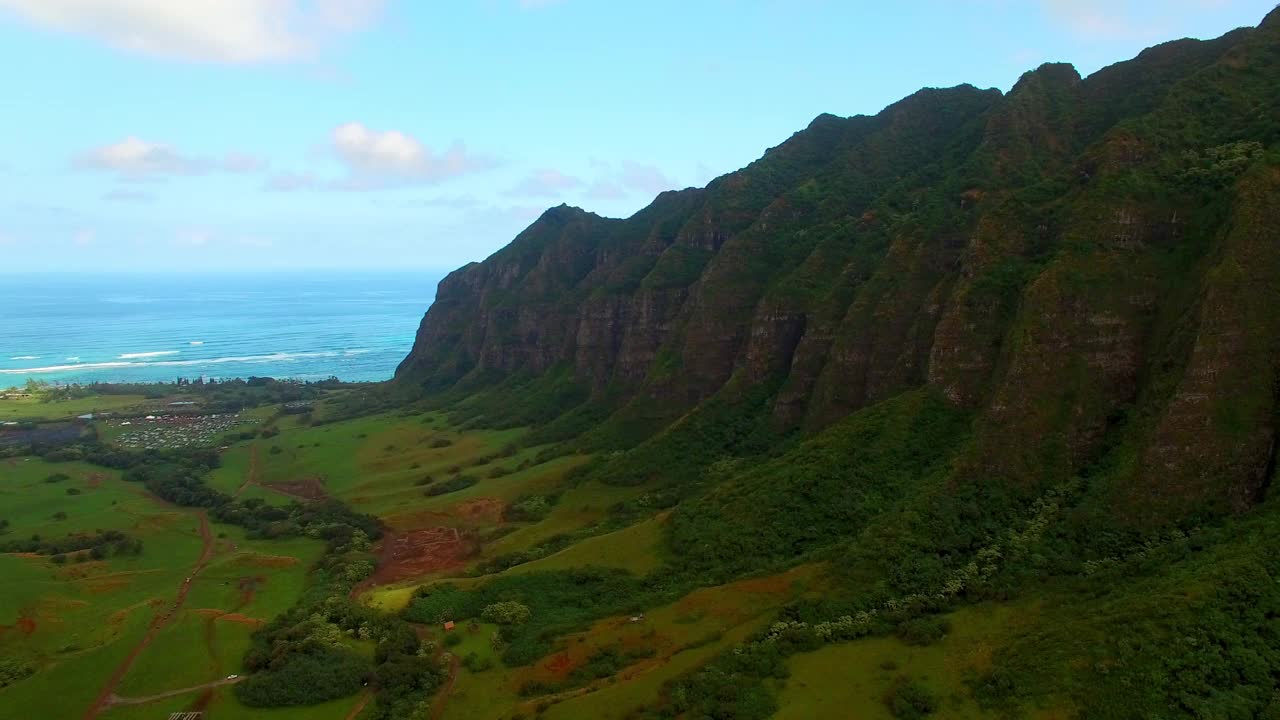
[400,10,1280,522]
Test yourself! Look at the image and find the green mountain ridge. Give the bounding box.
[385,8,1280,718]
[400,9,1279,526]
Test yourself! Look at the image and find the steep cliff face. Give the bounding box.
[399,14,1280,522]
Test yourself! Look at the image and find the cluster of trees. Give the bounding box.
[404,569,671,667]
[0,529,142,560]
[238,569,445,716]
[422,474,477,497]
[39,442,381,548]
[0,659,33,689]
[504,493,558,522]
[520,645,655,697]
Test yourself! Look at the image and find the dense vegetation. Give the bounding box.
[6,10,1280,720]
[384,10,1280,719]
[0,529,142,560]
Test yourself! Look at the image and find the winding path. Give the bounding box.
[429,653,460,720]
[344,689,374,720]
[235,446,260,497]
[83,511,216,720]
[104,676,244,707]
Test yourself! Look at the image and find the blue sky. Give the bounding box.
[0,0,1273,272]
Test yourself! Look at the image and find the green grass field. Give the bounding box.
[0,394,152,422]
[773,603,1043,720]
[0,455,328,720]
[2,402,767,720]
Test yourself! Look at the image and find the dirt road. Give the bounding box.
[235,446,260,497]
[429,653,460,720]
[104,675,244,707]
[344,689,374,720]
[83,511,216,720]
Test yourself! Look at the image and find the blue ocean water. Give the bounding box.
[0,272,440,387]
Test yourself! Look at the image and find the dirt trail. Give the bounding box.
[344,689,374,720]
[235,446,260,497]
[104,676,244,707]
[83,511,216,720]
[429,654,460,720]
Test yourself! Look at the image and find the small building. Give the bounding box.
[443,621,456,632]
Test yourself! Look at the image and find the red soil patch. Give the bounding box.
[544,651,576,677]
[235,575,266,609]
[85,473,104,489]
[0,612,38,639]
[219,612,264,627]
[264,477,327,501]
[352,527,476,594]
[453,497,505,524]
[84,576,131,594]
[56,561,109,579]
[237,553,298,569]
[194,609,264,627]
[675,565,817,621]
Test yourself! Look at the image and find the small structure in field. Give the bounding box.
[443,621,456,632]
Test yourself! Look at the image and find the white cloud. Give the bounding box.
[1040,0,1225,41]
[584,160,678,200]
[0,230,14,245]
[328,122,496,189]
[506,168,582,197]
[73,227,95,246]
[76,137,268,180]
[223,152,267,173]
[0,0,385,64]
[76,136,206,177]
[616,161,677,196]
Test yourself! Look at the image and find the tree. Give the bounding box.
[481,601,532,626]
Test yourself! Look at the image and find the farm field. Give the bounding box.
[7,386,961,720]
[0,453,326,720]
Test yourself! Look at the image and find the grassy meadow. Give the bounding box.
[1,386,1080,720]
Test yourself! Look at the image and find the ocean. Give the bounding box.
[0,272,441,388]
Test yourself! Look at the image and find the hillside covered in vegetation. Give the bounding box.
[388,7,1280,718]
[5,9,1280,720]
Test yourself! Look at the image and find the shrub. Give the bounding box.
[425,476,477,497]
[65,488,81,496]
[895,616,949,646]
[463,652,493,672]
[43,473,70,483]
[0,659,34,688]
[482,601,532,626]
[885,677,937,719]
[507,496,552,522]
[235,649,370,707]
[431,438,453,448]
